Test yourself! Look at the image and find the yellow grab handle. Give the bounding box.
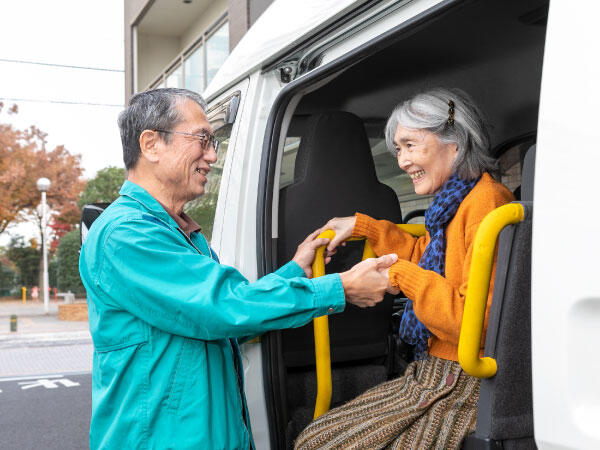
[310,224,426,419]
[312,314,332,419]
[397,223,426,237]
[458,203,525,378]
[311,230,335,419]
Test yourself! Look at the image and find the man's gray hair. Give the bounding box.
[118,88,207,170]
[384,87,497,180]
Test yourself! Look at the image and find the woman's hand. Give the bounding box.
[317,216,357,253]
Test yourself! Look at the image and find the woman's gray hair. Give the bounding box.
[384,87,497,180]
[118,88,207,170]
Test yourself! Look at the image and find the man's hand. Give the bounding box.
[292,230,332,278]
[340,254,399,307]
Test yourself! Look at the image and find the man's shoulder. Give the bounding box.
[85,198,141,242]
[83,196,177,253]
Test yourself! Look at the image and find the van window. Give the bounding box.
[184,93,239,241]
[277,133,432,223]
[279,137,301,189]
[498,143,524,194]
[279,133,529,224]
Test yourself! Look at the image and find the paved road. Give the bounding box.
[0,311,93,450]
[0,372,91,450]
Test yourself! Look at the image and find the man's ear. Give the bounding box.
[139,129,160,163]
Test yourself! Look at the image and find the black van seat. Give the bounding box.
[277,111,402,445]
[278,111,402,367]
[464,201,534,450]
[464,143,537,449]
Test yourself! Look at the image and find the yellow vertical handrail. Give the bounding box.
[458,203,525,378]
[311,224,426,419]
[311,230,335,419]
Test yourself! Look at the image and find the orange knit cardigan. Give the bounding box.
[352,173,514,362]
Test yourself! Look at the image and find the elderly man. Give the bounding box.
[79,88,397,449]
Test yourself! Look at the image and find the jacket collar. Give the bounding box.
[119,180,180,231]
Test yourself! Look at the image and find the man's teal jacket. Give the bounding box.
[79,181,345,449]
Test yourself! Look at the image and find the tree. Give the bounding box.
[56,230,84,294]
[0,103,86,235]
[0,252,18,296]
[77,166,125,208]
[6,237,40,288]
[0,102,86,290]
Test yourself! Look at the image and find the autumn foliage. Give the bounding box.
[0,102,85,237]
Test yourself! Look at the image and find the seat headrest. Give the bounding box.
[293,111,379,187]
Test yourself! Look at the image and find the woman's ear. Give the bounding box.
[139,129,160,163]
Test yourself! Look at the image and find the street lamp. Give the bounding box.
[36,177,51,314]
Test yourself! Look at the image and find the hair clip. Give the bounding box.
[447,100,455,126]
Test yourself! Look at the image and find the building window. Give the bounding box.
[166,65,183,88]
[184,44,204,94]
[206,22,229,87]
[147,19,229,93]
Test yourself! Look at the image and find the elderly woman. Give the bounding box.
[295,88,514,449]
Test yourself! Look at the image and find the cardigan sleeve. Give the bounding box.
[352,212,427,263]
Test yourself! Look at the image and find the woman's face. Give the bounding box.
[393,125,459,195]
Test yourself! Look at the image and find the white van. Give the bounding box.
[82,0,600,448]
[197,0,600,448]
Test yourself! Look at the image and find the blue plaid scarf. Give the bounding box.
[399,173,480,359]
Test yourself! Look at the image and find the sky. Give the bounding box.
[0,0,125,244]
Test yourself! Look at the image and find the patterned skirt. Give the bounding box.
[294,355,480,450]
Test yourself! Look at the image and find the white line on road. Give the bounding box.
[19,378,80,390]
[0,374,64,383]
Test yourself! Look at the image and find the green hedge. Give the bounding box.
[57,230,85,295]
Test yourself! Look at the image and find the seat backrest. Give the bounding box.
[521,144,536,201]
[468,201,534,448]
[277,111,402,367]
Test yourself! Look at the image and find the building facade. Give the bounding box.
[124,0,273,100]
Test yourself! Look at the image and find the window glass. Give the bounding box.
[184,45,204,93]
[279,137,301,189]
[206,23,229,86]
[166,65,182,88]
[498,144,523,193]
[278,121,533,226]
[184,94,238,242]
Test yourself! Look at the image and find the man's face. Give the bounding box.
[154,99,217,203]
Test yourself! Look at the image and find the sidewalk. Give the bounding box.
[0,301,91,341]
[0,300,93,376]
[0,299,61,317]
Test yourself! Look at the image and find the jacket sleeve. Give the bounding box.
[96,219,345,340]
[352,212,427,262]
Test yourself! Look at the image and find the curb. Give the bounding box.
[0,331,92,349]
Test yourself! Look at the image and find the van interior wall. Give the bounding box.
[295,0,547,146]
[272,0,547,447]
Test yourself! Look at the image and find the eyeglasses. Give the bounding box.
[154,129,219,153]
